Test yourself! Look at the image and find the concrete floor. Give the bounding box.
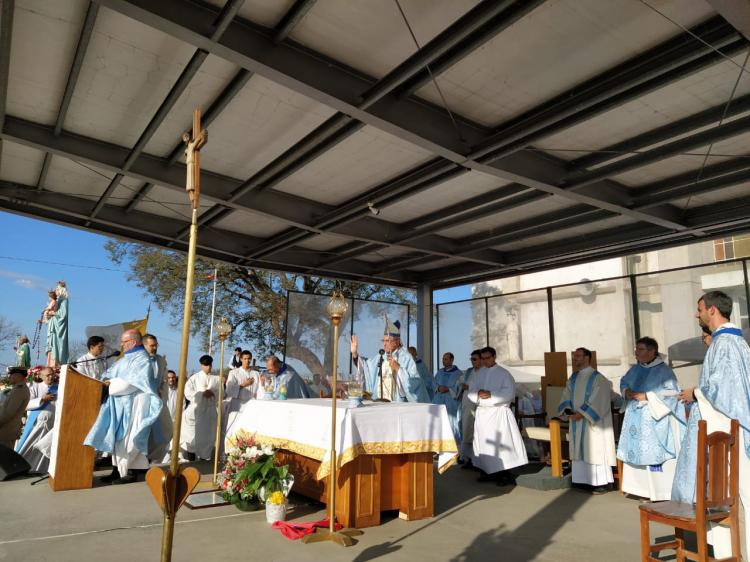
[0,463,671,562]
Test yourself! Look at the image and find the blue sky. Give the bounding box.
[0,212,469,372]
[0,212,208,372]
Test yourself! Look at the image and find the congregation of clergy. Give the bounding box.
[2,290,750,555]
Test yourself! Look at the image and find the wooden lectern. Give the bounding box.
[48,365,104,491]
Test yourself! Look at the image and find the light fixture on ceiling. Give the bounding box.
[367,201,380,216]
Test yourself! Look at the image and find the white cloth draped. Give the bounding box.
[468,364,528,473]
[225,399,458,479]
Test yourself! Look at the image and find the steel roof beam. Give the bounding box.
[123,66,254,212]
[562,112,750,189]
[708,0,750,42]
[125,0,315,214]
[568,92,750,171]
[1,116,506,266]
[0,180,415,285]
[36,2,99,190]
[192,1,540,234]
[0,0,15,174]
[88,0,245,220]
[96,0,733,244]
[470,17,746,163]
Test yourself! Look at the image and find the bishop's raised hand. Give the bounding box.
[350,334,358,356]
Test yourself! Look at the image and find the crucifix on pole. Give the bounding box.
[145,109,208,562]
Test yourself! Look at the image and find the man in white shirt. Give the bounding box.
[225,350,259,414]
[16,367,57,472]
[181,355,220,461]
[74,336,108,379]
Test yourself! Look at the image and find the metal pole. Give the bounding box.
[629,275,641,341]
[161,208,199,562]
[213,336,226,484]
[546,287,555,352]
[484,297,490,348]
[207,268,218,354]
[329,317,340,532]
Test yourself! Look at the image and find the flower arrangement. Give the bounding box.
[219,432,293,508]
[267,490,286,505]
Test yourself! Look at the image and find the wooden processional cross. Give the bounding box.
[150,108,208,562]
[182,109,207,209]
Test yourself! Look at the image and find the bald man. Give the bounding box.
[84,329,167,484]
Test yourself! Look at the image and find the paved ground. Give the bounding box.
[0,463,671,562]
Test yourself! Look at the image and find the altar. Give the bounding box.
[225,399,458,528]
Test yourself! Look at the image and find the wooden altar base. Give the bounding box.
[276,450,434,528]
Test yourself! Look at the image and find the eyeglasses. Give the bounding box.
[634,347,650,352]
[120,338,133,344]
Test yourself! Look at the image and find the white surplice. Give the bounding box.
[558,367,617,486]
[75,352,108,380]
[468,364,528,473]
[181,371,220,460]
[225,367,259,414]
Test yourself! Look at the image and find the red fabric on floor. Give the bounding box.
[271,519,342,540]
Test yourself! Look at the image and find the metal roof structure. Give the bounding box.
[1,0,750,289]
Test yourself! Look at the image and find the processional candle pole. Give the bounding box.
[302,292,362,546]
[154,109,206,562]
[213,316,232,484]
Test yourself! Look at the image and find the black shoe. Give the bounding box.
[456,457,465,465]
[591,485,610,495]
[497,472,516,486]
[99,468,120,483]
[185,452,196,462]
[461,460,475,470]
[112,471,137,485]
[477,472,497,483]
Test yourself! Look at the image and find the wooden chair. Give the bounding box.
[638,419,740,562]
[522,383,568,476]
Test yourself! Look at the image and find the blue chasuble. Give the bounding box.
[617,358,685,467]
[432,365,463,444]
[84,346,166,455]
[672,324,750,502]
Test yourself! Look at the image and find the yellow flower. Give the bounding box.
[268,491,285,505]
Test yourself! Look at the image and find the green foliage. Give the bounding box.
[104,240,414,371]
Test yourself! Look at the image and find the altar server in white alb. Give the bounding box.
[617,337,685,501]
[181,354,221,461]
[351,317,429,403]
[558,347,617,493]
[468,346,527,484]
[225,350,259,413]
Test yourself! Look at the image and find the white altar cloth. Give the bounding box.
[225,399,458,479]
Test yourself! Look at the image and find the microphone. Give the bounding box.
[378,349,385,356]
[71,350,121,367]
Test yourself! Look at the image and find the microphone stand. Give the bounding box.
[69,352,119,368]
[375,351,388,402]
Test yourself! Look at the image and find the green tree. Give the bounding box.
[105,241,414,374]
